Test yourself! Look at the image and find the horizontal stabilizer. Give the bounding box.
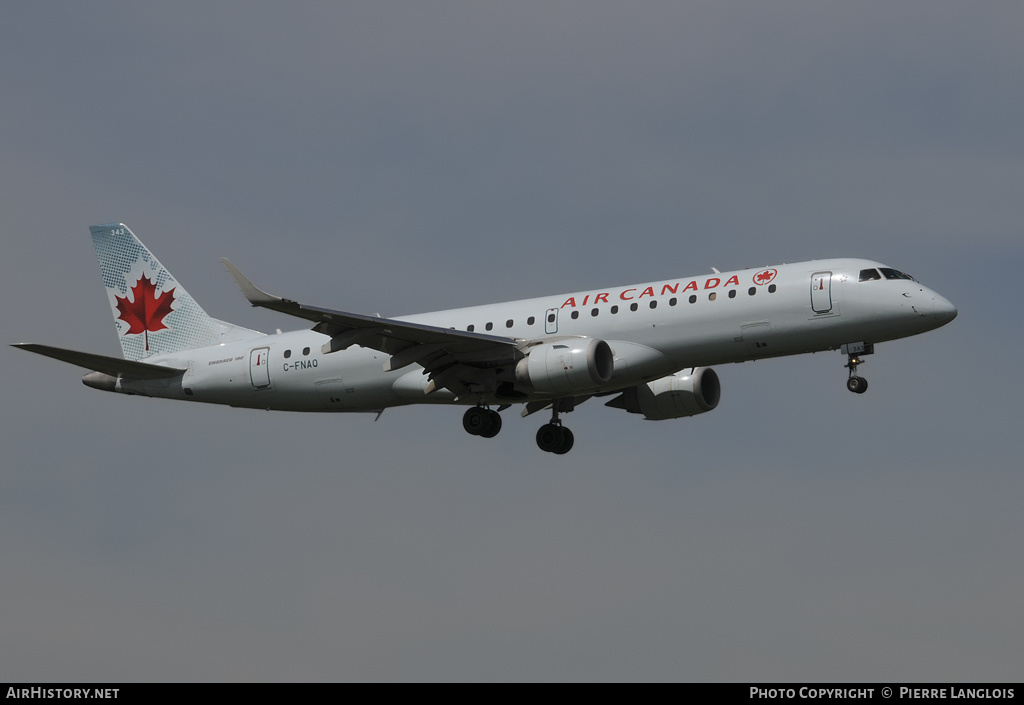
[12,343,186,379]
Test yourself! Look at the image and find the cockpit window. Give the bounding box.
[859,268,882,282]
[879,267,916,282]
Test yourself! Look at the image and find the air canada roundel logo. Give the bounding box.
[753,268,778,286]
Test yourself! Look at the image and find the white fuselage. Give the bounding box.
[117,258,956,412]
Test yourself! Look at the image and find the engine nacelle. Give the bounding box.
[607,367,721,420]
[515,338,614,395]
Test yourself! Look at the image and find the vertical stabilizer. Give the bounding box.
[91,223,262,360]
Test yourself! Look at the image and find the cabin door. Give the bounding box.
[810,272,833,314]
[544,307,559,334]
[249,347,271,388]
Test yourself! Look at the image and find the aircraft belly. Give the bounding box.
[607,341,675,383]
[298,348,401,411]
[654,317,752,367]
[185,356,254,406]
[311,368,407,411]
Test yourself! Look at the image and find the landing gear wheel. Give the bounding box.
[464,407,502,437]
[536,423,560,452]
[553,427,574,455]
[536,423,574,454]
[846,376,868,394]
[463,406,486,435]
[536,399,575,454]
[479,410,502,438]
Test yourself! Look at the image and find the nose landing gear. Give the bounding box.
[841,342,874,394]
[846,371,868,394]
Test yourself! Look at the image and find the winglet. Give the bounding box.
[220,258,284,307]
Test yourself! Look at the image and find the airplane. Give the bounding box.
[14,223,957,454]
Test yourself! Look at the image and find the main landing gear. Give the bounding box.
[536,422,574,455]
[842,342,874,395]
[462,400,576,454]
[463,406,502,438]
[535,406,574,455]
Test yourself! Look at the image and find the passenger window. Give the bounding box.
[611,305,619,314]
[505,320,513,328]
[467,324,475,332]
[527,316,535,325]
[669,297,677,306]
[547,313,555,323]
[571,310,580,319]
[859,268,882,282]
[649,300,657,309]
[768,284,777,293]
[689,295,697,304]
[748,287,756,296]
[486,322,493,331]
[302,347,310,356]
[591,308,599,317]
[709,292,717,301]
[630,303,638,312]
[283,349,291,359]
[728,290,736,299]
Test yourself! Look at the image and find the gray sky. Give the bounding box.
[2,2,1022,681]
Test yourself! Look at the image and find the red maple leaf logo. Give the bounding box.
[115,273,175,351]
[753,269,778,285]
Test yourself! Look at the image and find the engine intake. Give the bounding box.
[515,338,614,395]
[606,367,721,420]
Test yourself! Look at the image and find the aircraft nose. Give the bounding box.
[931,293,958,324]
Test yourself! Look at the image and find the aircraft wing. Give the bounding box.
[12,343,186,379]
[221,259,522,397]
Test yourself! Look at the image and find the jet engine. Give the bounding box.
[515,338,614,395]
[606,367,721,420]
